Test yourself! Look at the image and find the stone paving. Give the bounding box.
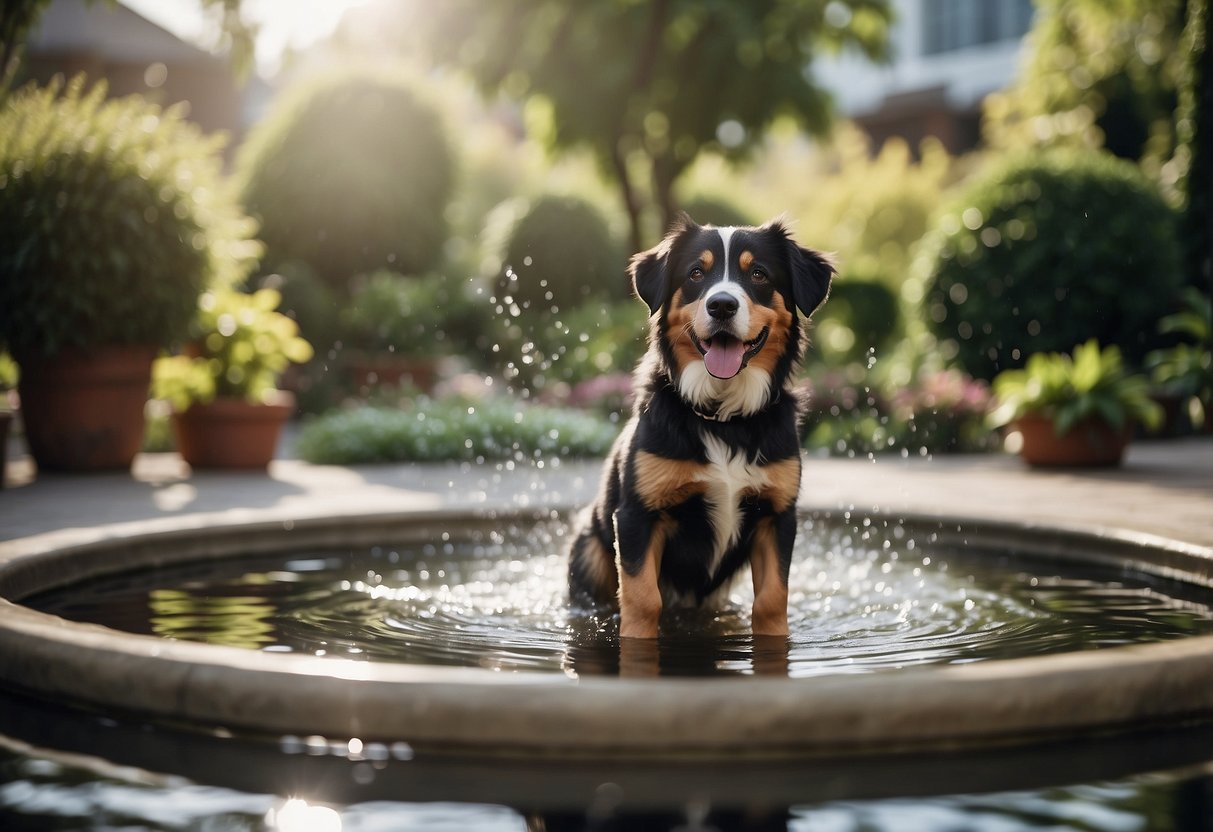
[2,437,1210,552]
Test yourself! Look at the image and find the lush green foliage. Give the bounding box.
[296,398,618,465]
[0,77,260,359]
[408,0,890,248]
[813,269,900,364]
[1176,0,1212,290]
[236,68,454,292]
[983,0,1186,168]
[153,288,313,409]
[792,132,954,288]
[1147,288,1213,407]
[493,194,626,310]
[343,271,486,359]
[488,296,647,395]
[989,340,1162,437]
[913,150,1183,380]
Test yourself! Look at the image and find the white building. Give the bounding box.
[816,0,1035,152]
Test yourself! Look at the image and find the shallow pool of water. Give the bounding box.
[29,518,1213,678]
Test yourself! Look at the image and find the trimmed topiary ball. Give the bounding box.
[912,150,1183,380]
[494,194,625,311]
[236,68,455,293]
[814,267,900,363]
[0,76,260,360]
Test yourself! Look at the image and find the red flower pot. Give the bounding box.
[1012,413,1132,468]
[17,345,156,471]
[173,393,294,469]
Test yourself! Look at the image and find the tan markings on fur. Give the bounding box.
[581,534,618,604]
[750,519,789,636]
[633,451,711,510]
[745,292,793,376]
[665,289,703,373]
[618,516,673,639]
[739,250,754,272]
[761,456,802,513]
[700,249,715,272]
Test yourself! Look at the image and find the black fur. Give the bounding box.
[568,216,834,623]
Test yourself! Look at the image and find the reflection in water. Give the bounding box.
[30,519,1213,679]
[149,589,279,649]
[2,741,1212,831]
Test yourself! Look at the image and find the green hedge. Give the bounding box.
[236,68,454,293]
[0,77,258,359]
[913,150,1183,379]
[296,399,618,464]
[494,194,625,310]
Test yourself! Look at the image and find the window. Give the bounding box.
[922,0,1034,55]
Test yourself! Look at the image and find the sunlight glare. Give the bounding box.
[267,798,342,832]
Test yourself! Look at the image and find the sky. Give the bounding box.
[121,0,373,76]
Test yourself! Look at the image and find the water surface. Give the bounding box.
[30,518,1213,678]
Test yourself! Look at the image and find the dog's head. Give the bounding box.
[630,215,833,413]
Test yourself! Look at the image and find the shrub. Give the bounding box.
[236,68,454,293]
[487,297,647,395]
[912,150,1183,380]
[813,266,900,364]
[492,194,625,311]
[295,398,618,464]
[342,271,486,359]
[0,76,260,360]
[775,130,953,290]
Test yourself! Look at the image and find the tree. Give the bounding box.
[983,0,1187,172]
[407,0,890,250]
[1176,0,1212,295]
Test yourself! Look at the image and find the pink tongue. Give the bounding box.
[704,337,746,379]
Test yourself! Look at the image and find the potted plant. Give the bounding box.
[1147,288,1213,433]
[989,339,1163,467]
[153,288,313,469]
[0,77,260,471]
[341,271,470,393]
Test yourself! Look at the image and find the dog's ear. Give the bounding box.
[768,219,834,318]
[629,245,668,316]
[630,215,696,315]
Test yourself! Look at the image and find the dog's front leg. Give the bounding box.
[750,513,794,636]
[614,503,668,639]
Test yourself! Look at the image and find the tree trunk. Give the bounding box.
[651,151,681,236]
[612,139,645,255]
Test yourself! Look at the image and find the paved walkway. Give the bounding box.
[2,438,1210,552]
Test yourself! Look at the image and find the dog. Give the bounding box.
[568,215,834,639]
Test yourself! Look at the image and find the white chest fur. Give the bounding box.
[699,433,769,578]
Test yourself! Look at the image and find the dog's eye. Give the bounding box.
[688,267,705,282]
[750,268,768,284]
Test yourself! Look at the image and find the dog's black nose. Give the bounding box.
[707,294,739,320]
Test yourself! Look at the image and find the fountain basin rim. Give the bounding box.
[1,505,1212,760]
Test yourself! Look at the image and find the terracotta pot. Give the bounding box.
[172,393,294,470]
[347,353,438,393]
[16,345,156,471]
[1012,413,1133,468]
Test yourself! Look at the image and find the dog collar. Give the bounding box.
[688,386,782,423]
[692,404,730,422]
